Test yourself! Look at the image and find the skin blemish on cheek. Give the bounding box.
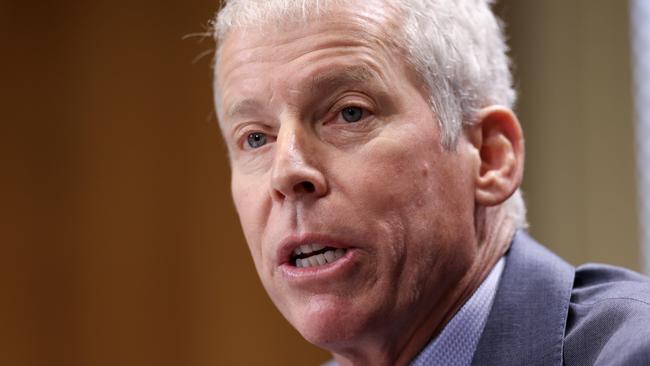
[415,196,426,209]
[421,163,431,177]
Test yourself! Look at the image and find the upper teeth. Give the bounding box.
[293,243,325,256]
[295,248,346,268]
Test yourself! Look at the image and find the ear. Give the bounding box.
[466,106,525,206]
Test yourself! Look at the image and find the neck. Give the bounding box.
[331,207,516,366]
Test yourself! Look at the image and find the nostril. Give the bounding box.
[298,181,315,193]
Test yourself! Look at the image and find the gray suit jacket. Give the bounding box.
[471,231,650,366]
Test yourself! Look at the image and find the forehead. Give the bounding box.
[215,0,401,40]
[214,4,408,120]
[217,2,403,69]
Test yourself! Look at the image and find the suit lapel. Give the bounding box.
[470,231,575,366]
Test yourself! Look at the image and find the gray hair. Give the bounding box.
[211,0,527,229]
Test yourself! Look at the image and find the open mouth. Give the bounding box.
[291,244,347,268]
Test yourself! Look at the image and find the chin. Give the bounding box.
[287,293,377,349]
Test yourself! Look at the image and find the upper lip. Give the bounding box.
[276,233,352,266]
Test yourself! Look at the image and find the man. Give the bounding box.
[211,0,650,365]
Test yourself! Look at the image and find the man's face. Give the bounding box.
[217,7,480,348]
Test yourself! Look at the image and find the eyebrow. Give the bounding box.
[309,64,376,92]
[224,98,265,121]
[223,65,380,121]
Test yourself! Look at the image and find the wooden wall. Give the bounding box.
[499,0,640,270]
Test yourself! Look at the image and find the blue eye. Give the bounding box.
[341,106,364,123]
[247,132,267,149]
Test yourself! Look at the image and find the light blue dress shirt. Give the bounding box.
[409,257,505,366]
[323,257,505,366]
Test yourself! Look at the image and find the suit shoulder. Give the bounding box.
[564,263,650,366]
[571,263,650,304]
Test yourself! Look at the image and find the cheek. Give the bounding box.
[349,130,442,215]
[332,123,475,262]
[326,128,444,270]
[231,172,270,266]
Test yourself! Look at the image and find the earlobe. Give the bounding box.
[471,106,524,206]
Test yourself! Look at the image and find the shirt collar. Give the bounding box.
[409,257,506,366]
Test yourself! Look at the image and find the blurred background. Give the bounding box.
[0,0,645,365]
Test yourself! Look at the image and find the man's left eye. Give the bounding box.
[246,132,268,149]
[340,106,364,123]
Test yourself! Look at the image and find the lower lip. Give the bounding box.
[279,248,358,282]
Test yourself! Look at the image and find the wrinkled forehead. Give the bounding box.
[214,0,405,70]
[213,0,402,42]
[212,0,407,119]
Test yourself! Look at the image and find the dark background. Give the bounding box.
[0,1,639,365]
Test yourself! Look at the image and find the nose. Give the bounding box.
[270,124,328,202]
